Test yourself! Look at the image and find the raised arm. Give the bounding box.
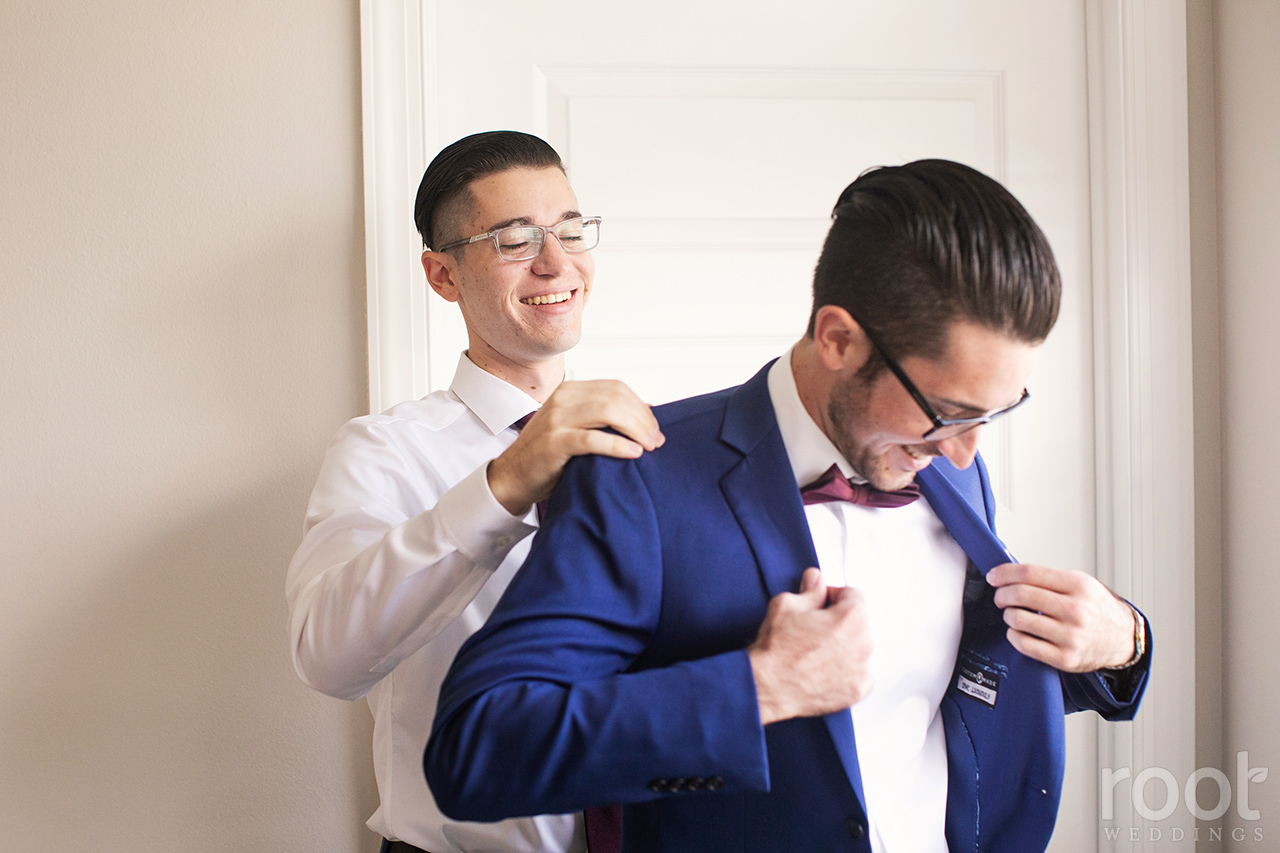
[286,417,533,700]
[286,380,664,701]
[425,453,769,822]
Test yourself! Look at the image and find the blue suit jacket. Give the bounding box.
[427,362,1150,852]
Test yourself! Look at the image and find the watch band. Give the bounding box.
[1103,601,1146,670]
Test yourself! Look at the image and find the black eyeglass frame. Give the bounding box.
[852,316,1030,441]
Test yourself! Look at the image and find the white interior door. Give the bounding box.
[404,2,1103,847]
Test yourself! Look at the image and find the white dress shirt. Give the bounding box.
[287,352,585,853]
[767,351,967,853]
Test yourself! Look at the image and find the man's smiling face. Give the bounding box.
[824,319,1040,490]
[431,166,593,375]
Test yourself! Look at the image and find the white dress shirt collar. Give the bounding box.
[449,351,545,435]
[766,346,868,489]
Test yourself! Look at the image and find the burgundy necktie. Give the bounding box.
[510,412,550,519]
[511,412,624,852]
[800,463,921,508]
[584,805,623,853]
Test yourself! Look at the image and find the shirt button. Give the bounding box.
[846,817,867,839]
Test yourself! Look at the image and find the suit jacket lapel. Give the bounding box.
[918,458,1071,852]
[717,361,869,811]
[718,370,1014,590]
[915,461,1012,573]
[718,361,818,599]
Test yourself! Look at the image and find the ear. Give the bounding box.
[421,250,460,303]
[811,305,873,374]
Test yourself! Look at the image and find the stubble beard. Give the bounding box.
[825,371,920,492]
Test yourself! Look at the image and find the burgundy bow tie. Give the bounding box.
[800,463,921,508]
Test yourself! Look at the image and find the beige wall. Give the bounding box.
[1213,0,1280,843]
[0,1,377,850]
[1189,0,1280,846]
[1188,0,1226,848]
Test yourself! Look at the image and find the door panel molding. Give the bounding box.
[535,65,1005,185]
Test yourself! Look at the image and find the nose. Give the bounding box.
[530,230,571,275]
[934,425,983,470]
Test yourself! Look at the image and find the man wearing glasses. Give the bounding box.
[426,160,1151,852]
[287,131,661,853]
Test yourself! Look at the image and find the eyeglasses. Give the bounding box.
[855,318,1030,441]
[436,216,602,261]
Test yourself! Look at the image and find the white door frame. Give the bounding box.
[1085,1,1196,848]
[358,2,1196,847]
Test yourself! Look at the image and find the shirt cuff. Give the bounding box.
[433,461,538,570]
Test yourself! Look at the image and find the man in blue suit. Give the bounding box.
[426,160,1151,852]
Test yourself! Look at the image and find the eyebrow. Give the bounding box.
[930,392,1024,418]
[484,210,583,232]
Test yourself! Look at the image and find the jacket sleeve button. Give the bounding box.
[846,817,867,839]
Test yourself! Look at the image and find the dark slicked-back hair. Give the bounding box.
[414,131,564,250]
[808,159,1061,374]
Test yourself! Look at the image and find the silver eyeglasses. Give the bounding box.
[436,216,603,261]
